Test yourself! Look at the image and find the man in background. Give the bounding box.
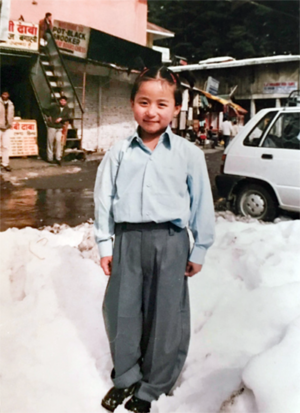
[44,96,71,166]
[231,120,239,139]
[0,90,14,172]
[207,125,219,148]
[39,12,53,46]
[220,114,233,148]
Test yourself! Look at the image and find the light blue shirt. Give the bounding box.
[94,126,215,264]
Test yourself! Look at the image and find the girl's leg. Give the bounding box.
[103,224,190,402]
[102,227,144,388]
[136,226,190,402]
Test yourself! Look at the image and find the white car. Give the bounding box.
[216,106,300,221]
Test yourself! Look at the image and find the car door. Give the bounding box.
[258,111,300,210]
[224,110,279,178]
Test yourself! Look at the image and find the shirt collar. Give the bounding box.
[129,125,173,149]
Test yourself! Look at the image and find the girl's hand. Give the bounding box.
[100,256,113,276]
[185,261,202,277]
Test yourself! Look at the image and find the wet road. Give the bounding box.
[0,152,223,232]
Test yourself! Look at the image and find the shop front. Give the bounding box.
[172,84,247,145]
[0,20,45,158]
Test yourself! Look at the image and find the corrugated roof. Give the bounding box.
[170,55,300,72]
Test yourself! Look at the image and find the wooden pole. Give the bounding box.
[81,66,87,140]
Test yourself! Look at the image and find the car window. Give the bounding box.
[262,112,300,150]
[244,112,277,147]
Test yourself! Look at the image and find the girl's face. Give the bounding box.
[131,79,181,140]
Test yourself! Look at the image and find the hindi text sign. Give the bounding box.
[1,120,38,157]
[0,20,39,51]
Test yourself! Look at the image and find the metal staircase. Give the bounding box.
[30,28,84,159]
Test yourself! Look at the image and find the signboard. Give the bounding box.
[264,81,298,94]
[53,20,90,59]
[0,20,39,51]
[206,76,219,96]
[0,120,38,157]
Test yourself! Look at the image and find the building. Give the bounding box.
[170,55,300,122]
[10,0,147,45]
[147,22,174,64]
[1,1,162,156]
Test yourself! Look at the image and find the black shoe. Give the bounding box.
[125,396,151,413]
[56,160,62,166]
[101,383,136,412]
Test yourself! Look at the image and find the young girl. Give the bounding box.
[94,66,215,413]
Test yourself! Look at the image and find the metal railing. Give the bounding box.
[45,27,84,114]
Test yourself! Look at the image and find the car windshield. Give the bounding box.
[244,112,277,147]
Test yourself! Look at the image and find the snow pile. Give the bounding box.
[1,214,300,413]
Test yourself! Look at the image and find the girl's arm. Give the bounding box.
[94,146,120,262]
[187,149,215,267]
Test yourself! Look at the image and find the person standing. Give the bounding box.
[185,123,200,143]
[231,120,239,139]
[207,125,218,148]
[0,90,14,172]
[39,12,53,46]
[220,115,233,148]
[95,66,215,413]
[44,96,71,165]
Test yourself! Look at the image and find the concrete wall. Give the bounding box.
[99,77,136,150]
[10,0,147,45]
[66,60,136,151]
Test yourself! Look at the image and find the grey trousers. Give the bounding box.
[103,222,191,402]
[47,127,62,161]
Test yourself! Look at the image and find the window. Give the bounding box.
[244,112,277,147]
[262,112,300,150]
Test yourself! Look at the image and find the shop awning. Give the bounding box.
[198,89,247,114]
[181,82,247,115]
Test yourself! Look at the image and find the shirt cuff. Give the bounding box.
[97,239,113,258]
[188,245,207,265]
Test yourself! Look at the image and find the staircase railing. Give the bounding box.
[45,27,84,114]
[30,24,85,156]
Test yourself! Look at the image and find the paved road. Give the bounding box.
[0,149,223,231]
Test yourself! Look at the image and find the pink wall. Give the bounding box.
[10,0,147,45]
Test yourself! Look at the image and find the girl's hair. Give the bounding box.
[130,66,182,106]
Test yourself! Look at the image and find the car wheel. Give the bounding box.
[236,184,278,221]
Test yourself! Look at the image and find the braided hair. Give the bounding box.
[130,66,182,106]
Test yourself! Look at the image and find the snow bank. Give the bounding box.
[1,213,300,413]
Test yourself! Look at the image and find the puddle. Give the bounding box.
[0,187,94,231]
